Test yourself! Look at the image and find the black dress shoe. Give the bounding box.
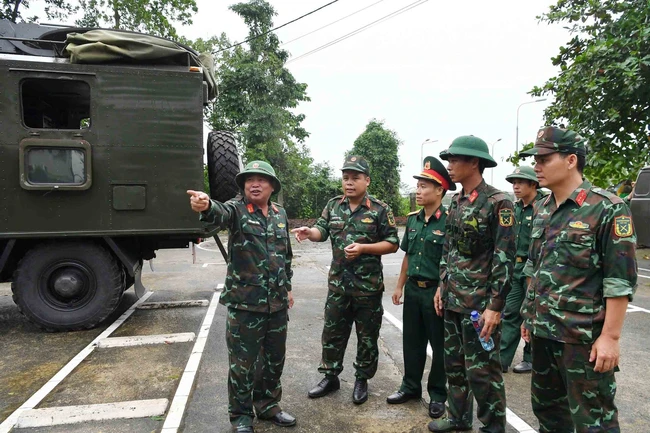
[513,361,532,373]
[429,401,446,418]
[352,378,368,404]
[308,375,340,398]
[235,426,254,433]
[260,411,296,427]
[386,390,419,404]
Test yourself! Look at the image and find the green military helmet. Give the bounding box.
[506,166,539,186]
[341,155,370,175]
[235,160,281,193]
[414,156,456,191]
[520,126,587,157]
[439,135,497,168]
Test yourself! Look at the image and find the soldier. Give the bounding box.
[430,136,515,433]
[388,156,455,419]
[292,155,399,405]
[500,166,546,374]
[519,126,637,433]
[187,161,295,433]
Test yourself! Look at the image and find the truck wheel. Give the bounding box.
[207,131,241,203]
[11,242,124,332]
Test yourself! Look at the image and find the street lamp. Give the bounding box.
[490,138,502,185]
[420,138,439,166]
[516,98,547,153]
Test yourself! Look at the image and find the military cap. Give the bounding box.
[235,160,281,193]
[414,156,456,191]
[439,135,497,168]
[341,155,370,175]
[506,166,539,186]
[520,126,587,157]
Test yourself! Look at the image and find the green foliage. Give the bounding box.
[1,0,77,23]
[298,163,342,218]
[203,164,209,193]
[75,0,198,38]
[349,119,403,215]
[531,0,650,187]
[190,0,311,218]
[506,142,535,167]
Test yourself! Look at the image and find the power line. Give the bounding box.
[280,0,386,47]
[215,0,340,53]
[287,0,428,64]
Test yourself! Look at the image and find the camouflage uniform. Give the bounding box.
[520,127,637,433]
[439,180,515,432]
[500,173,546,369]
[201,194,292,429]
[400,206,447,403]
[313,192,399,379]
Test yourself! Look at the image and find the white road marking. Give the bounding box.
[627,304,650,314]
[382,308,537,433]
[196,240,228,253]
[638,274,650,279]
[161,291,220,432]
[137,300,209,309]
[202,262,226,267]
[97,333,196,348]
[15,399,169,428]
[0,291,154,433]
[638,267,650,272]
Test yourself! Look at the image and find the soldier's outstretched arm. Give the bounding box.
[291,227,322,243]
[186,190,235,231]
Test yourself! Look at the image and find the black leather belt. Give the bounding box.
[409,277,437,288]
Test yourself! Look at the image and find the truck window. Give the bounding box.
[26,147,86,185]
[635,171,650,197]
[21,78,91,129]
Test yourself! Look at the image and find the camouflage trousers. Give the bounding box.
[531,336,619,433]
[318,290,383,379]
[443,310,506,433]
[400,280,446,402]
[226,307,288,428]
[500,264,531,368]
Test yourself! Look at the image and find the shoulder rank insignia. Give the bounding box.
[361,218,373,223]
[569,221,589,230]
[407,210,419,216]
[575,189,587,206]
[499,209,514,227]
[469,190,479,204]
[614,216,633,237]
[387,211,396,226]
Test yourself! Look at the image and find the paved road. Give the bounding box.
[1,232,649,433]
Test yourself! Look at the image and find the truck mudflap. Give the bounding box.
[133,261,148,298]
[0,239,16,279]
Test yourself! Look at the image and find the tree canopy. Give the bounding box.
[1,0,76,23]
[531,0,650,186]
[349,119,403,215]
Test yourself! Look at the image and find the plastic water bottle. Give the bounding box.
[470,310,495,351]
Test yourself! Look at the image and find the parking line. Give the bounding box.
[382,309,537,433]
[97,332,196,348]
[161,289,221,432]
[0,291,154,433]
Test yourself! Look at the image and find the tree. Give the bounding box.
[531,0,650,187]
[193,0,311,217]
[1,0,76,23]
[349,119,403,215]
[75,0,198,38]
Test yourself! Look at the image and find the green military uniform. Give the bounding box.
[520,128,637,433]
[313,157,399,380]
[398,156,455,405]
[500,167,546,369]
[430,136,515,433]
[200,161,293,429]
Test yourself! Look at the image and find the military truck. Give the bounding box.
[630,166,650,247]
[0,20,240,331]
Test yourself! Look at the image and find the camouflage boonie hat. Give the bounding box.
[414,156,456,191]
[235,160,281,193]
[341,155,370,175]
[439,135,497,168]
[520,126,587,157]
[506,166,539,186]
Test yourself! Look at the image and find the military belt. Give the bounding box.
[516,256,527,263]
[409,277,437,288]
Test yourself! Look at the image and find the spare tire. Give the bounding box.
[207,131,241,202]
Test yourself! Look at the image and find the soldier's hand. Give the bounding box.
[344,243,363,260]
[291,227,311,243]
[392,287,403,305]
[187,190,211,213]
[590,334,620,373]
[480,309,501,341]
[434,288,443,317]
[288,291,294,309]
[521,324,530,343]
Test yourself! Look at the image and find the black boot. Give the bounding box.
[308,375,340,398]
[352,378,368,404]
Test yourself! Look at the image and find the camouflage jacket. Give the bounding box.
[521,180,637,344]
[440,180,515,313]
[200,196,293,313]
[314,193,399,296]
[401,206,446,282]
[514,190,547,259]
